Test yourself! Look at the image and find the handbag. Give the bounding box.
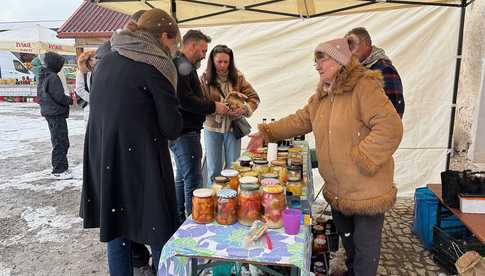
[231,117,251,139]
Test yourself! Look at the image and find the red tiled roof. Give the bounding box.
[57,1,130,39]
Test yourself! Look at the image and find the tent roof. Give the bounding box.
[96,0,469,27]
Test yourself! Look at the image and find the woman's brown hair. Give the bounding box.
[125,8,179,40]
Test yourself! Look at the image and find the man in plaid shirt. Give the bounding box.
[346,27,405,118]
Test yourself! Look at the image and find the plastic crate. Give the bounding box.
[412,187,463,249]
[431,225,485,274]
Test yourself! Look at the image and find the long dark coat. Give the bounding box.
[80,51,183,247]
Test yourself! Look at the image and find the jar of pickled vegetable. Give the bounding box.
[253,160,270,176]
[192,188,215,224]
[238,183,262,226]
[212,176,229,194]
[216,189,238,225]
[221,169,239,191]
[271,160,287,184]
[239,176,259,186]
[262,185,285,229]
[260,178,280,191]
[286,176,303,196]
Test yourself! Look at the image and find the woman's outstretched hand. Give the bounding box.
[247,132,264,152]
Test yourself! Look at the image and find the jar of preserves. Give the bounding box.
[287,165,302,181]
[253,160,270,176]
[212,176,229,194]
[313,234,327,255]
[238,183,262,226]
[239,156,252,168]
[192,188,215,224]
[251,148,267,160]
[216,189,238,225]
[260,172,278,181]
[239,176,259,186]
[271,160,287,184]
[286,177,303,196]
[241,170,259,178]
[237,166,252,176]
[260,178,280,192]
[221,169,239,191]
[262,185,285,229]
[288,147,303,166]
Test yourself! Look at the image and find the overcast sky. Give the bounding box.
[0,0,83,22]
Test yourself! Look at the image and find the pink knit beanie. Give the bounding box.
[314,38,352,66]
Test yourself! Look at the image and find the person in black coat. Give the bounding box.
[37,51,73,179]
[80,9,182,275]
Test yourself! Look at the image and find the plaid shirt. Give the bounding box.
[370,59,404,118]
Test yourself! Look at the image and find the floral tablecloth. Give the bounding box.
[158,218,310,275]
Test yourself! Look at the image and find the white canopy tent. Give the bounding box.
[97,0,475,196]
[0,24,75,55]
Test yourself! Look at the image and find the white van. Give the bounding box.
[0,51,35,80]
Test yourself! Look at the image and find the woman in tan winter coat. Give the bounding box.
[201,45,260,185]
[248,38,403,276]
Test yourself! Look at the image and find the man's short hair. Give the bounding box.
[131,10,147,23]
[346,27,372,46]
[182,30,212,45]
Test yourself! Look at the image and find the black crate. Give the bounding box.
[431,225,485,273]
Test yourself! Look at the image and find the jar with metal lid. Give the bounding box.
[192,188,215,224]
[221,169,239,191]
[240,176,259,186]
[287,176,303,196]
[262,185,285,229]
[287,165,302,181]
[253,160,270,176]
[238,183,262,226]
[260,172,278,181]
[271,160,288,184]
[260,178,280,190]
[216,189,238,225]
[241,170,259,178]
[277,146,289,163]
[288,147,304,165]
[239,156,252,168]
[212,176,229,194]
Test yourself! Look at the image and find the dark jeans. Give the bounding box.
[107,238,162,276]
[169,131,203,223]
[45,116,69,174]
[331,209,385,276]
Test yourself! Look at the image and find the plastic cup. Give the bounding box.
[282,208,302,235]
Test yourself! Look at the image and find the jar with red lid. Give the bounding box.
[216,189,238,225]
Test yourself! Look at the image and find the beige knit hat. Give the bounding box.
[314,38,352,66]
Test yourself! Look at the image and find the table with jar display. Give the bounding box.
[158,141,315,276]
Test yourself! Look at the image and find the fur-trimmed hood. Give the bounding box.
[317,58,384,99]
[77,50,96,74]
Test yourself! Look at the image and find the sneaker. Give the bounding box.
[53,169,73,180]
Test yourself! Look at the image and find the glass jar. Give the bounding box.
[239,176,259,186]
[271,160,287,184]
[216,189,238,225]
[241,170,259,178]
[312,225,325,236]
[237,166,252,176]
[260,178,280,190]
[287,165,302,181]
[238,183,262,226]
[212,176,229,194]
[288,147,304,166]
[262,185,285,229]
[286,176,303,196]
[260,172,278,181]
[239,156,252,168]
[192,188,215,224]
[313,234,327,255]
[221,169,239,191]
[253,160,270,176]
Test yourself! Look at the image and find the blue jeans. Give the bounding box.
[169,131,203,222]
[107,238,162,276]
[204,129,241,186]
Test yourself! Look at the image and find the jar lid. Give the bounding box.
[288,147,303,153]
[240,183,260,191]
[277,146,289,152]
[271,160,286,167]
[242,171,259,177]
[240,176,258,184]
[288,176,301,182]
[217,188,237,198]
[263,184,283,193]
[214,176,229,183]
[239,156,252,162]
[221,169,239,177]
[287,165,301,171]
[254,160,269,165]
[260,178,280,186]
[193,188,214,198]
[261,172,278,179]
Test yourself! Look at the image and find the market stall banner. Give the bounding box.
[0,25,75,55]
[186,5,459,196]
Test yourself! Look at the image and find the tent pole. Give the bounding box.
[445,0,467,170]
[171,0,177,22]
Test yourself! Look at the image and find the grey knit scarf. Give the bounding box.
[362,46,390,68]
[111,30,177,90]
